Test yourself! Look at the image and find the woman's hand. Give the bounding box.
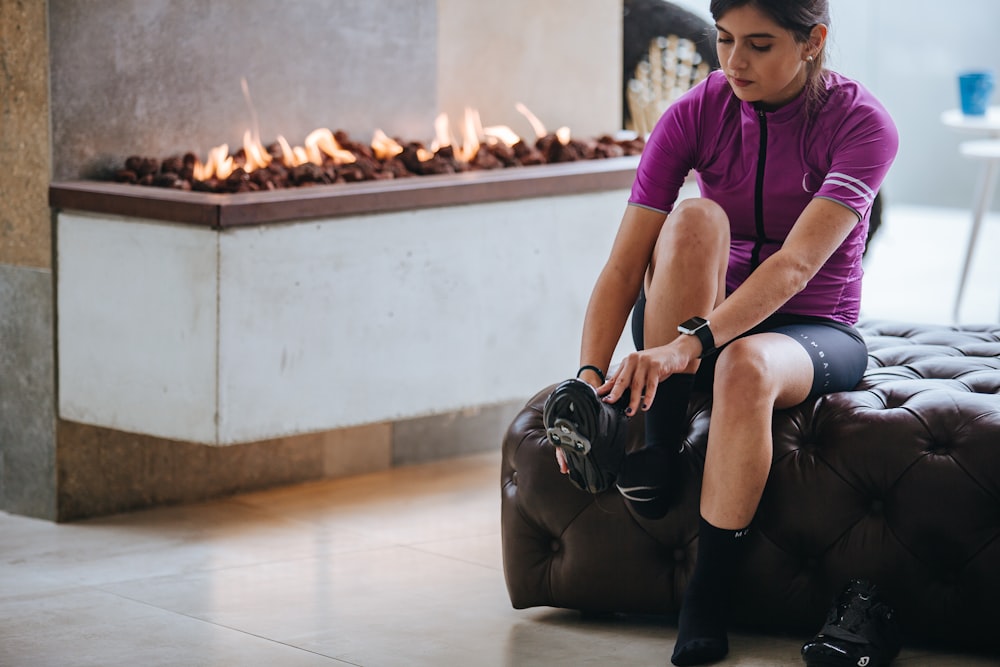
[553,337,697,474]
[599,335,702,415]
[555,447,570,474]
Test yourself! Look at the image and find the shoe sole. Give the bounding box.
[803,655,892,667]
[542,379,625,494]
[802,640,894,667]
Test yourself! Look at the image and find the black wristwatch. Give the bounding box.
[677,317,716,359]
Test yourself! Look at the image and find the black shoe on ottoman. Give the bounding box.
[542,378,629,494]
[801,579,901,667]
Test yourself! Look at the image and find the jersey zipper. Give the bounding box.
[750,106,768,272]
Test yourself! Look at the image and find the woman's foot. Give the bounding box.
[671,598,729,665]
[670,517,750,665]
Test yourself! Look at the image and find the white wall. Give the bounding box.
[437,0,622,140]
[833,0,1000,210]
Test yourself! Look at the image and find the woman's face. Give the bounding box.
[715,4,822,108]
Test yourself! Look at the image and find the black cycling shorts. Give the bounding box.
[631,292,868,398]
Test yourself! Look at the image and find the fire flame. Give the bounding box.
[371,129,403,160]
[303,128,357,166]
[188,85,563,182]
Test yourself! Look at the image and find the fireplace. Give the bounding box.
[51,158,640,445]
[47,0,633,449]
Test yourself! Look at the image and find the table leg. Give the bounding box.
[953,158,999,322]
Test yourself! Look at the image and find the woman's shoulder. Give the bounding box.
[821,71,892,118]
[817,71,897,137]
[814,71,899,160]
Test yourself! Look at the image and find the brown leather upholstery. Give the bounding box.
[500,320,1000,648]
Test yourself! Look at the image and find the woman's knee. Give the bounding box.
[665,198,729,240]
[713,338,778,401]
[652,198,730,264]
[713,335,814,408]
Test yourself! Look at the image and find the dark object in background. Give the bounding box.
[865,189,884,257]
[622,0,720,129]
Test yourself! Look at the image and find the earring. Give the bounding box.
[806,55,815,62]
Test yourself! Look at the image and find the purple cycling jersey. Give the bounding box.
[629,69,898,325]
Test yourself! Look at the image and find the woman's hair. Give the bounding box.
[709,0,831,113]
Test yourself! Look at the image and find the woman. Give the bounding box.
[545,0,898,664]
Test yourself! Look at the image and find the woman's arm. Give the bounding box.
[706,197,861,347]
[577,204,667,386]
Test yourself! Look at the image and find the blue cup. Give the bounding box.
[958,70,995,116]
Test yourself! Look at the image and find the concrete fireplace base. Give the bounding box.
[49,158,643,517]
[54,401,523,520]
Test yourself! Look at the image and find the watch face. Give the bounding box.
[677,317,714,358]
[679,317,708,334]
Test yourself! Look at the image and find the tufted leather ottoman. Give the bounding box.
[500,321,1000,648]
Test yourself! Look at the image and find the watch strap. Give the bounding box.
[678,317,716,359]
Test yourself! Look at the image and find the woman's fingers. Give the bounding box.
[602,359,630,404]
[602,350,679,414]
[603,354,646,415]
[555,446,569,474]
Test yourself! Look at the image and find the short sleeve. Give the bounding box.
[628,79,706,214]
[814,88,899,219]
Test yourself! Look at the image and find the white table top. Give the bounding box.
[959,138,1000,160]
[941,107,1000,134]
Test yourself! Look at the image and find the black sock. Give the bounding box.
[644,373,695,449]
[671,516,750,666]
[615,374,694,519]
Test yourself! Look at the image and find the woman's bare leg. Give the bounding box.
[701,333,813,528]
[643,198,730,353]
[616,198,731,518]
[672,334,813,666]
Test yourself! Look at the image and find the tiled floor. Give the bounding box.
[1,205,998,666]
[2,449,996,666]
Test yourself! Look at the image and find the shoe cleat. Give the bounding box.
[546,417,592,455]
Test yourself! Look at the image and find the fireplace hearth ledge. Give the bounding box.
[49,156,641,228]
[52,157,650,446]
